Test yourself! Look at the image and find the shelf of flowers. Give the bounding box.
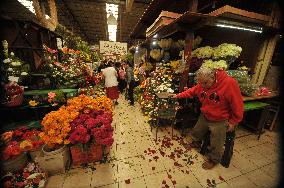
[189,43,272,97]
[0,94,115,180]
[134,62,180,124]
[43,45,95,89]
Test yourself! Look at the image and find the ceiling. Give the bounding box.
[0,0,277,45]
[0,0,150,45]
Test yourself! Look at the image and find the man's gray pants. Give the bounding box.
[191,114,227,163]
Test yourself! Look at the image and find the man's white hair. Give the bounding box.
[195,67,215,81]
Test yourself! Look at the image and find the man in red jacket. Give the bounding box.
[173,67,244,169]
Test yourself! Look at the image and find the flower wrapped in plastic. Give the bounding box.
[226,70,251,84]
[201,59,228,70]
[158,38,173,50]
[239,83,260,97]
[191,46,214,59]
[212,43,242,59]
[150,49,163,61]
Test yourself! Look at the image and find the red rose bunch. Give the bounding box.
[2,141,21,160]
[1,127,44,161]
[4,82,24,101]
[69,109,114,147]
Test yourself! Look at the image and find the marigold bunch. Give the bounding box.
[39,106,78,148]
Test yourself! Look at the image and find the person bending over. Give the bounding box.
[172,67,244,170]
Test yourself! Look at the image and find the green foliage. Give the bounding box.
[52,90,66,104]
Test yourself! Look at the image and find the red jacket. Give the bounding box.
[176,70,244,125]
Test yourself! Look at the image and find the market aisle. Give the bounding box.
[45,95,280,188]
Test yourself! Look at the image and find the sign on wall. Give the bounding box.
[99,41,127,55]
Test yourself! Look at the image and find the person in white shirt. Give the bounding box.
[102,62,119,105]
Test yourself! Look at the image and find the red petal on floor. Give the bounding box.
[168,174,172,179]
[186,170,190,174]
[165,184,169,188]
[125,179,131,184]
[149,159,152,162]
[219,176,225,181]
[152,167,155,170]
[172,180,176,185]
[144,150,147,153]
[162,180,166,184]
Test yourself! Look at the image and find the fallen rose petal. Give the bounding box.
[186,170,190,174]
[152,167,155,170]
[162,180,166,184]
[172,180,176,185]
[219,176,225,181]
[168,174,172,179]
[125,179,131,184]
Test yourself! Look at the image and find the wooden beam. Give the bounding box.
[126,0,134,12]
[188,0,198,12]
[60,0,89,41]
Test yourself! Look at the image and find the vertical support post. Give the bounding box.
[179,32,194,92]
[178,0,198,92]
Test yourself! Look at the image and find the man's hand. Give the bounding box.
[168,94,177,98]
[227,122,235,132]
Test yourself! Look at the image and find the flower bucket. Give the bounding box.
[1,152,28,173]
[29,149,41,161]
[70,144,103,166]
[103,145,110,155]
[4,94,24,107]
[37,145,70,176]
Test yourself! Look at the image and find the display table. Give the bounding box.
[242,91,278,102]
[24,89,78,97]
[243,101,271,139]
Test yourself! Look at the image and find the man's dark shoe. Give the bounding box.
[115,101,119,105]
[202,159,217,170]
[189,141,202,149]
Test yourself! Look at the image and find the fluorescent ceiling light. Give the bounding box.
[152,41,157,45]
[153,34,158,38]
[135,46,139,50]
[216,24,262,33]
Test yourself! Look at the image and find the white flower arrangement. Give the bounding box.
[11,61,22,67]
[212,43,242,59]
[158,38,173,49]
[201,59,228,70]
[3,58,11,63]
[21,72,28,76]
[191,46,214,59]
[150,49,163,61]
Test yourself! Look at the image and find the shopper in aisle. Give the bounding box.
[124,61,135,106]
[102,62,119,105]
[117,62,127,93]
[172,67,244,170]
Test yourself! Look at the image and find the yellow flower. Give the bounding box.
[29,100,39,107]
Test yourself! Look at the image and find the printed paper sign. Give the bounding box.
[100,41,127,55]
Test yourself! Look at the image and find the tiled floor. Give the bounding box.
[45,96,280,188]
